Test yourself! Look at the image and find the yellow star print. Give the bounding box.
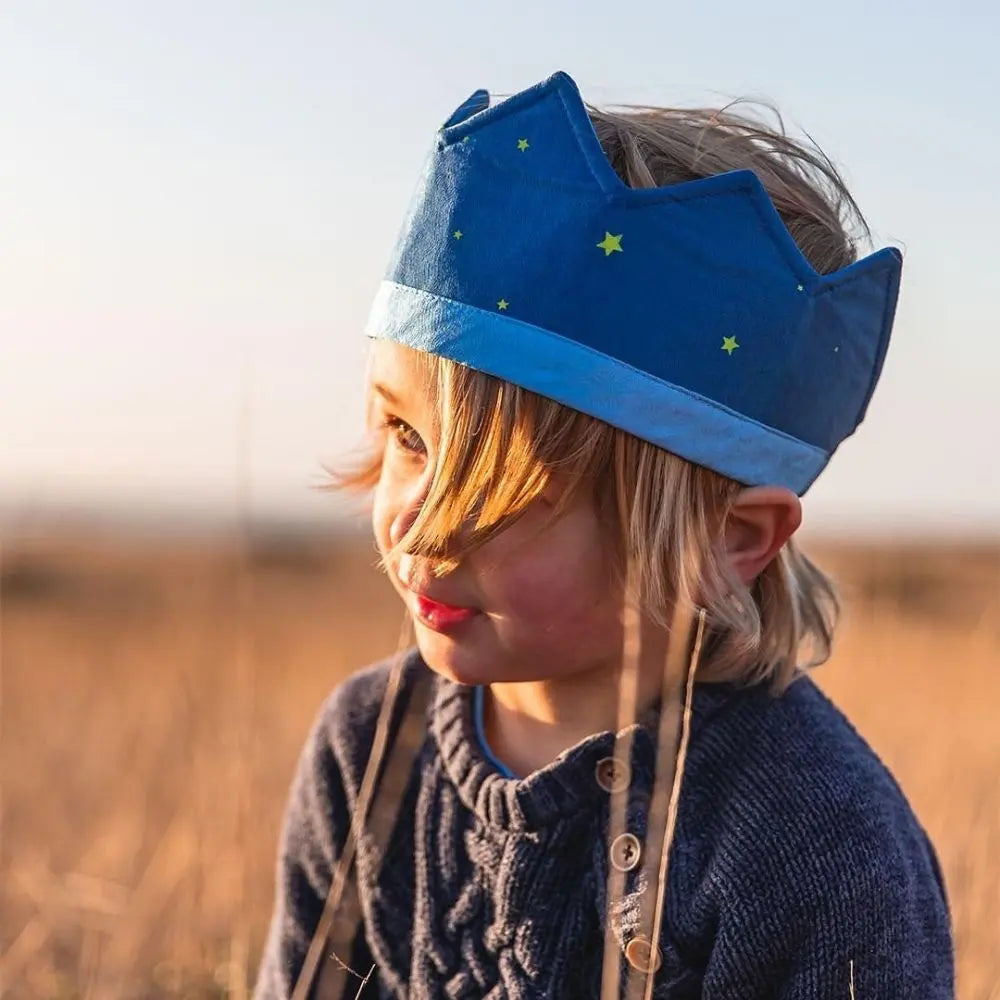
[453,230,463,239]
[497,299,509,311]
[721,336,739,355]
[596,232,623,256]
[517,138,530,152]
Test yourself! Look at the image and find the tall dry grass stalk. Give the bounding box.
[226,347,257,1000]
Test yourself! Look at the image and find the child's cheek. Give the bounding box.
[484,534,621,644]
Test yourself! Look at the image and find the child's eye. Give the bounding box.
[382,416,426,457]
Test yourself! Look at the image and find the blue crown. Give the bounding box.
[365,71,902,494]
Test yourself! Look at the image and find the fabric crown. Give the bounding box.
[365,70,903,494]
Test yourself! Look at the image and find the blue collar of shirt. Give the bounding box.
[473,685,518,779]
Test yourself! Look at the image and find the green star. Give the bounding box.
[721,336,740,356]
[453,230,463,240]
[517,138,530,152]
[497,298,509,311]
[596,232,623,256]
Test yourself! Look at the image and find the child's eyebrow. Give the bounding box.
[371,382,403,407]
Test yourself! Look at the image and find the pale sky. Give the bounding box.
[1,1,998,535]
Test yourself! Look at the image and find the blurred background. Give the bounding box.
[1,2,997,997]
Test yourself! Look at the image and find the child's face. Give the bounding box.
[369,340,627,687]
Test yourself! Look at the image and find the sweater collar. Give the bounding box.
[428,666,740,833]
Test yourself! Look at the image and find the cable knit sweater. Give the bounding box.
[254,650,955,999]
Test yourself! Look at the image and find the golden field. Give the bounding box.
[1,524,997,999]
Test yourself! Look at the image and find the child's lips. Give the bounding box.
[411,592,479,631]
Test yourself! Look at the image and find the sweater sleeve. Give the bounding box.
[252,658,415,1000]
[700,823,955,999]
[253,690,349,1000]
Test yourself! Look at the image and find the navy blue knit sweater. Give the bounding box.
[254,650,954,999]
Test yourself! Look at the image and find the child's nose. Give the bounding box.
[389,480,428,547]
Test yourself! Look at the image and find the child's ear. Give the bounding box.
[724,486,802,584]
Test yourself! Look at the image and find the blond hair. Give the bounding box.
[328,98,862,696]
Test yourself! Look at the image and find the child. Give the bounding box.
[254,72,954,999]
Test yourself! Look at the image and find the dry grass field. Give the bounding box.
[1,524,997,999]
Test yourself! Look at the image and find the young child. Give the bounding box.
[254,72,955,999]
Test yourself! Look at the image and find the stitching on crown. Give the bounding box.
[438,77,901,292]
[855,266,899,424]
[446,138,889,295]
[553,79,615,191]
[447,137,899,299]
[440,76,559,146]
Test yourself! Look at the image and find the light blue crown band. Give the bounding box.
[367,280,828,493]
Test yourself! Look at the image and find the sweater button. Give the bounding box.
[624,935,662,973]
[595,756,631,793]
[609,832,642,871]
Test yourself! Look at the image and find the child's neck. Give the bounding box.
[482,631,676,777]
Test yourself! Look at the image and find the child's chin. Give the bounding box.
[413,629,500,687]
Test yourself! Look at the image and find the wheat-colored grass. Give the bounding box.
[1,526,997,998]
